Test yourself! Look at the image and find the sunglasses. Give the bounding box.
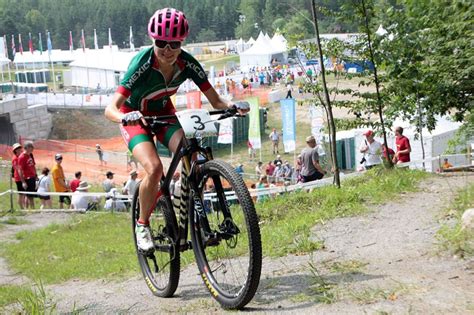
[154,39,181,50]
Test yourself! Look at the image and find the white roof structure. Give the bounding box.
[239,32,287,68]
[271,33,288,52]
[69,47,135,71]
[246,37,255,46]
[13,45,122,65]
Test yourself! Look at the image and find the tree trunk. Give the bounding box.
[360,0,393,167]
[311,0,340,187]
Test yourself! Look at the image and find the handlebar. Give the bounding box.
[140,101,250,125]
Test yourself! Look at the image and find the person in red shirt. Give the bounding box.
[393,126,411,164]
[382,144,395,162]
[69,171,82,192]
[18,141,37,209]
[11,143,26,209]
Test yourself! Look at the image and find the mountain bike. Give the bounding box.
[130,103,262,309]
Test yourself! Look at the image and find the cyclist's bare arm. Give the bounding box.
[105,92,127,123]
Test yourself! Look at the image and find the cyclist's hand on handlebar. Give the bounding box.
[121,111,146,126]
[231,101,250,116]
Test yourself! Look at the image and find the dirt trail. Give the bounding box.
[1,174,473,314]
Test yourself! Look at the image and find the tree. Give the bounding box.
[196,29,218,43]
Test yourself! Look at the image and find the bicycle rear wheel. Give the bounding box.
[132,185,180,297]
[189,160,262,309]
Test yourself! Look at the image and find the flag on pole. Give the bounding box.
[280,98,296,153]
[129,26,135,51]
[3,35,8,59]
[18,34,23,55]
[69,31,73,52]
[247,96,261,149]
[11,34,16,57]
[47,32,53,55]
[28,32,34,53]
[38,33,43,54]
[81,29,86,52]
[93,29,98,50]
[108,28,112,49]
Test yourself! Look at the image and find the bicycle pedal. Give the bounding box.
[138,248,155,255]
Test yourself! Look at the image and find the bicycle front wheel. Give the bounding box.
[132,185,180,297]
[189,160,262,309]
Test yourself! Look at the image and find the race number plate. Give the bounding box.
[176,109,218,138]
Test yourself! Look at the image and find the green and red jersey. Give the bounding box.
[117,47,211,112]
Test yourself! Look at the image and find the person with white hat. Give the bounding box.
[11,143,26,209]
[123,170,139,196]
[71,181,99,211]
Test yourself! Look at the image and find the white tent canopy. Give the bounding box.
[271,33,288,52]
[239,32,287,68]
[69,47,137,89]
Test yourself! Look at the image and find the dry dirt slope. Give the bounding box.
[1,173,473,314]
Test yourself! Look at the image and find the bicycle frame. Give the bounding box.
[146,111,237,253]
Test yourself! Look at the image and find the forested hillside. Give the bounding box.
[0,0,356,52]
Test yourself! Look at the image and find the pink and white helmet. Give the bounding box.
[148,8,189,42]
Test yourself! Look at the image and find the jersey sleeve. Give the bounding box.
[117,48,152,98]
[182,51,212,92]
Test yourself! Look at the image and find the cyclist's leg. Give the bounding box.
[120,121,163,224]
[132,142,163,224]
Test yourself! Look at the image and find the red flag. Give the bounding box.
[28,32,34,53]
[69,31,73,52]
[186,91,202,109]
[81,29,86,52]
[18,34,23,55]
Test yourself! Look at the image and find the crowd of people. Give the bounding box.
[10,141,139,211]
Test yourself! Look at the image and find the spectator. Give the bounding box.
[300,135,326,183]
[18,141,37,209]
[269,128,280,154]
[283,161,293,182]
[285,83,293,99]
[104,188,127,211]
[393,127,411,164]
[123,170,139,196]
[256,175,269,203]
[274,154,283,166]
[235,164,244,176]
[96,144,106,166]
[295,154,303,183]
[255,161,263,177]
[11,143,26,209]
[102,171,116,193]
[274,161,283,182]
[51,153,70,209]
[71,181,99,211]
[359,130,382,169]
[382,144,395,162]
[247,141,256,160]
[265,161,275,183]
[69,171,82,192]
[442,158,453,170]
[37,167,52,210]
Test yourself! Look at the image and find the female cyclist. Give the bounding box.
[105,8,246,251]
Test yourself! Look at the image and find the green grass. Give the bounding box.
[4,213,137,284]
[437,183,474,257]
[0,282,56,313]
[2,168,427,285]
[0,216,29,225]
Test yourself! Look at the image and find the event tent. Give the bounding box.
[68,46,136,89]
[239,32,287,68]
